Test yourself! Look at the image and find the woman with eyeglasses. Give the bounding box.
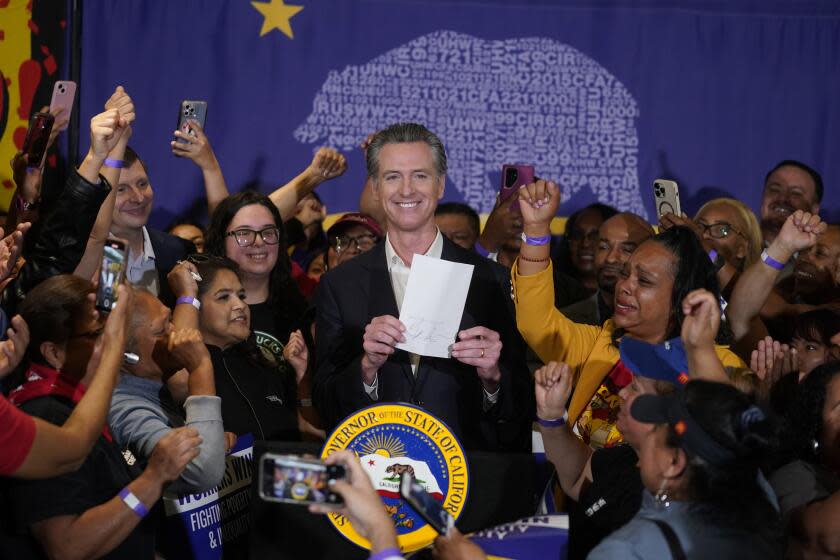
[661,198,762,303]
[205,191,308,374]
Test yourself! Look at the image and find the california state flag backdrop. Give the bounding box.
[360,455,443,501]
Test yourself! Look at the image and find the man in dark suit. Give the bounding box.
[111,147,194,306]
[314,123,533,451]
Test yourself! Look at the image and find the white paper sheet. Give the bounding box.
[396,254,474,358]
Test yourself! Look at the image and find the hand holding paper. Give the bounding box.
[396,255,474,359]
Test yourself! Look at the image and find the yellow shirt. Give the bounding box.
[511,261,746,425]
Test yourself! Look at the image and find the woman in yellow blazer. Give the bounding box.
[513,180,745,448]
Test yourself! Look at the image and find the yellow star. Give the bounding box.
[251,0,304,39]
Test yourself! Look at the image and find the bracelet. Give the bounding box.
[760,249,786,271]
[176,296,201,310]
[368,547,403,560]
[298,398,313,407]
[521,232,551,246]
[104,158,126,168]
[519,255,550,263]
[118,487,149,518]
[537,411,568,428]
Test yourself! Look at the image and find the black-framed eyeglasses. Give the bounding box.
[226,227,280,247]
[331,234,378,253]
[697,222,745,240]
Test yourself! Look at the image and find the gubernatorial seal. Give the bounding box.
[321,403,469,552]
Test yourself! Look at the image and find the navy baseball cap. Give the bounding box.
[630,390,737,467]
[619,336,690,387]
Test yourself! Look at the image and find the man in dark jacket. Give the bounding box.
[314,123,533,452]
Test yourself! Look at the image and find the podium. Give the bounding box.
[249,441,541,559]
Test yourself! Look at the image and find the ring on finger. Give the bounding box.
[480,348,485,358]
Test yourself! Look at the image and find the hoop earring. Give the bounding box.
[655,479,671,510]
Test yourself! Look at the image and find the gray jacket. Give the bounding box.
[108,373,225,494]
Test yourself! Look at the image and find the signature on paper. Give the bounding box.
[402,316,453,346]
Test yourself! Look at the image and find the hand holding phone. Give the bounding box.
[308,450,400,550]
[21,113,55,169]
[499,164,535,212]
[400,472,455,535]
[176,100,208,144]
[96,239,127,313]
[654,179,681,219]
[49,81,77,131]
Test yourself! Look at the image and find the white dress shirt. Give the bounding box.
[364,230,499,407]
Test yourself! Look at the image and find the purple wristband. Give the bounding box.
[474,241,490,258]
[537,413,567,428]
[176,296,201,310]
[522,233,551,246]
[760,249,785,271]
[368,547,403,560]
[119,487,149,518]
[104,158,126,168]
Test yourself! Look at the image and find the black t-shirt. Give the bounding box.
[567,444,642,560]
[249,302,295,370]
[4,396,158,560]
[209,344,300,442]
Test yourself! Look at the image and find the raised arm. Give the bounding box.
[535,361,593,501]
[513,179,601,366]
[13,286,132,478]
[727,211,826,341]
[30,427,199,560]
[268,147,347,222]
[75,87,135,281]
[679,289,730,384]
[171,119,228,217]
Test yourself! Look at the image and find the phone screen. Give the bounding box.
[259,455,345,506]
[96,240,126,313]
[400,473,454,535]
[22,113,55,167]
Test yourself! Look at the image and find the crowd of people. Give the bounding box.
[0,85,838,560]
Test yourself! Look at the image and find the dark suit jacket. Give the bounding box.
[148,228,194,307]
[314,236,533,452]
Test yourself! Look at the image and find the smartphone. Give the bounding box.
[399,472,455,535]
[49,80,77,131]
[176,100,208,144]
[21,112,55,168]
[258,454,345,506]
[499,164,534,212]
[654,179,681,218]
[96,239,127,313]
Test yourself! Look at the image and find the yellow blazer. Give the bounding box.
[511,261,746,424]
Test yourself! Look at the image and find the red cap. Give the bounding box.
[326,213,383,239]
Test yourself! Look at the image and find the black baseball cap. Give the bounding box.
[630,391,737,466]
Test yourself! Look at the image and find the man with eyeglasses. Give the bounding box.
[324,213,383,272]
[314,123,533,452]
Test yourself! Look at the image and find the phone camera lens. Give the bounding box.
[505,168,518,187]
[58,85,65,93]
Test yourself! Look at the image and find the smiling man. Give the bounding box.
[313,123,532,451]
[760,160,823,247]
[111,148,195,304]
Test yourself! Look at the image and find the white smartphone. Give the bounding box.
[49,80,77,131]
[654,179,681,218]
